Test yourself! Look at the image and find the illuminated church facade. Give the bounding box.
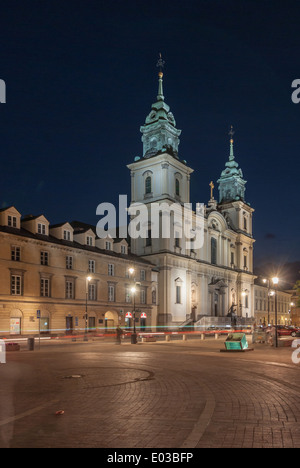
[127,64,256,327]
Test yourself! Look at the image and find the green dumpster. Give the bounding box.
[225,333,248,351]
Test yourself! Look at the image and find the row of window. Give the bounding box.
[255,300,290,313]
[146,235,249,269]
[8,217,126,252]
[10,274,150,303]
[212,238,248,268]
[10,246,145,279]
[8,217,48,235]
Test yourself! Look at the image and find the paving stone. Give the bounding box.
[0,338,299,448]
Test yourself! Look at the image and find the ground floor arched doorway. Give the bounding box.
[105,311,118,333]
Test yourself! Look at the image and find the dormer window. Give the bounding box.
[64,230,71,241]
[87,236,93,246]
[8,216,17,228]
[105,241,112,250]
[38,223,46,235]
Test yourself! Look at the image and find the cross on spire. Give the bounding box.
[229,126,235,161]
[228,125,235,142]
[156,53,165,100]
[156,53,165,75]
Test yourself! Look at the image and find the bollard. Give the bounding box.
[131,333,137,345]
[182,334,187,341]
[0,339,6,364]
[201,333,205,340]
[215,333,219,340]
[165,335,170,342]
[28,337,35,351]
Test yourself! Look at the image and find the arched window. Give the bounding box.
[145,176,152,195]
[175,178,180,197]
[150,137,157,149]
[211,238,217,265]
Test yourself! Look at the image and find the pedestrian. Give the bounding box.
[268,326,276,346]
[116,325,124,345]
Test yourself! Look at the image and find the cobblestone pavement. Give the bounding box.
[0,337,299,448]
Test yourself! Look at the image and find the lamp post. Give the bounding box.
[263,278,271,325]
[84,276,92,342]
[272,277,279,348]
[131,286,137,344]
[128,267,138,344]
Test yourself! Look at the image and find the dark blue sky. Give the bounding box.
[0,0,299,268]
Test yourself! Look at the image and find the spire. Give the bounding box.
[156,53,165,101]
[217,126,247,203]
[140,54,182,160]
[229,125,235,161]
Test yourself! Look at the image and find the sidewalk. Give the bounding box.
[1,336,299,448]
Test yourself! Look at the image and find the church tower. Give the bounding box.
[127,56,194,257]
[217,127,255,272]
[218,127,247,204]
[140,55,182,160]
[127,61,256,328]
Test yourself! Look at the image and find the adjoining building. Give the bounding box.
[290,285,300,326]
[0,207,157,336]
[254,279,292,326]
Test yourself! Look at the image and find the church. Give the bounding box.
[127,61,256,328]
[0,62,293,337]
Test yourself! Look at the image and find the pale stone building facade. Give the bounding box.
[127,69,256,327]
[254,282,292,326]
[0,207,157,336]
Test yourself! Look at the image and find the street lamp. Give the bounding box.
[272,277,279,348]
[84,276,92,342]
[131,286,137,344]
[128,267,138,344]
[263,278,271,325]
[263,279,276,326]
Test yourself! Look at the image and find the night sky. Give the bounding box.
[0,0,299,272]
